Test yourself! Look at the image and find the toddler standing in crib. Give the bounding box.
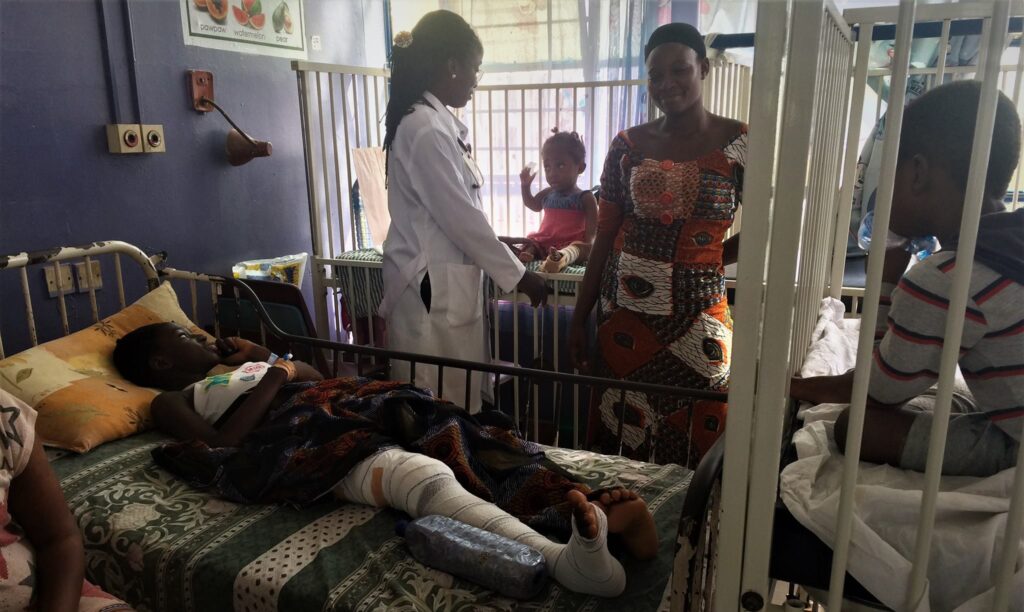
[501,129,598,273]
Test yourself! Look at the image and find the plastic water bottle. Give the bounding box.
[857,210,938,261]
[396,515,549,599]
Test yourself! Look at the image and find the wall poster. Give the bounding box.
[180,0,307,59]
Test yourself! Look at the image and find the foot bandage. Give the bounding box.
[334,448,626,597]
[541,243,589,273]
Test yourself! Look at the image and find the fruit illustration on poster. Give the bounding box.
[194,0,229,22]
[205,0,229,22]
[273,2,294,34]
[233,0,265,29]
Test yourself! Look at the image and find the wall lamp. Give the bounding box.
[188,70,272,166]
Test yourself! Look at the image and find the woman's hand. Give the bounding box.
[568,319,590,373]
[217,337,272,366]
[517,271,548,307]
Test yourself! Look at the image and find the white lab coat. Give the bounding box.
[380,92,525,413]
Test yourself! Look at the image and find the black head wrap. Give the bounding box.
[644,23,706,60]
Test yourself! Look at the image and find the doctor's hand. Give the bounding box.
[517,271,548,307]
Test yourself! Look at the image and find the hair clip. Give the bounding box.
[394,31,413,48]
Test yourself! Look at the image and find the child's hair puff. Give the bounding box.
[542,127,586,165]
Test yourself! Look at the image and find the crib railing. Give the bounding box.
[716,2,1024,611]
[293,58,753,354]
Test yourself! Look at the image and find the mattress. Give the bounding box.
[53,431,691,611]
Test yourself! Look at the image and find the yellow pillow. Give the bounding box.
[0,283,209,452]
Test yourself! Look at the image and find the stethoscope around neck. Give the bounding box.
[421,97,485,190]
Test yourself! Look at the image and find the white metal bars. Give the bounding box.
[456,67,751,240]
[726,1,856,608]
[830,2,1021,610]
[293,61,752,345]
[292,63,750,247]
[905,1,1012,608]
[0,241,160,358]
[828,16,1024,296]
[831,2,918,608]
[294,62,389,344]
[712,0,794,609]
[791,10,855,365]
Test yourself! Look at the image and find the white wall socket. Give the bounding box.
[75,260,103,293]
[311,35,322,50]
[44,264,75,297]
[106,124,143,154]
[142,124,166,153]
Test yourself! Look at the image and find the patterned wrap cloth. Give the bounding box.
[588,128,747,467]
[152,378,595,537]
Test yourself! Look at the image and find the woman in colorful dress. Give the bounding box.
[569,23,747,467]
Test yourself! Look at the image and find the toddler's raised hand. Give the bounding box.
[520,164,537,187]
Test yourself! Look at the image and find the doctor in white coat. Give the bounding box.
[380,11,548,413]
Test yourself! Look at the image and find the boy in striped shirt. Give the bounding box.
[791,80,1023,477]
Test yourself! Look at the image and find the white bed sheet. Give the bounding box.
[780,298,1024,612]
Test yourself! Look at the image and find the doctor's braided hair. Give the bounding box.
[383,10,483,177]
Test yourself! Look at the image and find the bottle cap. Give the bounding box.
[395,519,409,537]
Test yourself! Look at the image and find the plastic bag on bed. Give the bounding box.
[232,253,308,287]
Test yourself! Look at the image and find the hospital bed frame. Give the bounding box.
[0,238,730,610]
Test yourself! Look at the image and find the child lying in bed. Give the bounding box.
[500,129,598,273]
[113,323,658,597]
[790,80,1023,478]
[0,389,135,611]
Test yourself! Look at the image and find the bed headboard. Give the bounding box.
[0,241,227,358]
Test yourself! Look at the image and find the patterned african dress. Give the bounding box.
[587,127,747,467]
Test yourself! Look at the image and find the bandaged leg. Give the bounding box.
[334,448,626,597]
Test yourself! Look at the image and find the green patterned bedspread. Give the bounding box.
[52,431,690,612]
[334,249,587,318]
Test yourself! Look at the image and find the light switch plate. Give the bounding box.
[44,264,75,297]
[75,260,103,292]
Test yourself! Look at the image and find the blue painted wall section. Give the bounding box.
[0,0,385,353]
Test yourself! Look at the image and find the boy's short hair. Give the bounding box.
[899,80,1021,199]
[113,323,165,387]
[542,128,587,165]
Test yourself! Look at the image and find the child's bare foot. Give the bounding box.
[596,488,659,560]
[567,489,599,539]
[554,489,627,596]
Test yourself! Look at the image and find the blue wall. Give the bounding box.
[0,0,384,352]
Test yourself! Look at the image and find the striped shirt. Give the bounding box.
[871,251,1024,442]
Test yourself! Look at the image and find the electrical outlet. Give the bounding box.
[142,124,166,153]
[188,70,215,112]
[44,264,75,297]
[75,260,103,293]
[311,35,322,50]
[106,124,143,154]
